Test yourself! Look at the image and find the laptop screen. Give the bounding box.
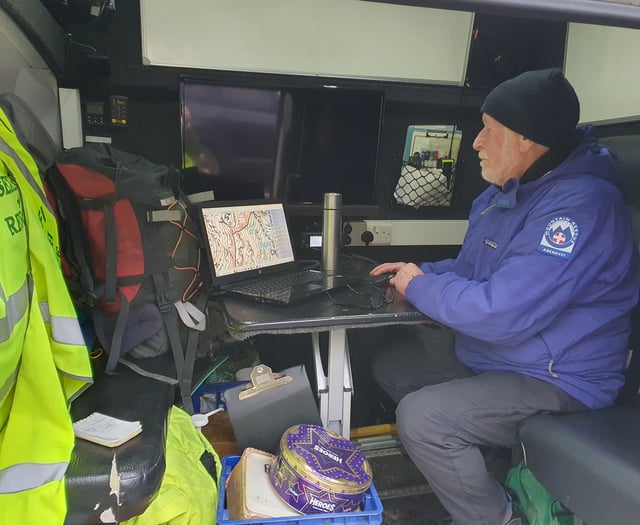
[200,202,295,279]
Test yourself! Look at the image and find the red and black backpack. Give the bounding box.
[46,143,209,411]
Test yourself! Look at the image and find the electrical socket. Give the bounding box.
[343,220,393,246]
[343,219,468,247]
[343,220,369,246]
[367,220,393,246]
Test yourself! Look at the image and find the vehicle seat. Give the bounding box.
[518,134,640,525]
[65,363,175,525]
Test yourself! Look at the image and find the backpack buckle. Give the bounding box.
[156,292,172,312]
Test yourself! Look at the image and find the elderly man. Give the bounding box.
[370,68,640,524]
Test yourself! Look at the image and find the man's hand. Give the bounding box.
[370,262,424,295]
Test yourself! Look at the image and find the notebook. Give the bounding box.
[198,201,356,305]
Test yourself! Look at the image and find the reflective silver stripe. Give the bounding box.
[38,302,87,347]
[52,314,86,347]
[0,461,67,493]
[0,367,18,401]
[0,279,29,343]
[66,380,93,404]
[0,136,54,216]
[38,303,93,389]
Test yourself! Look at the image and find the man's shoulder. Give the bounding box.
[538,168,623,210]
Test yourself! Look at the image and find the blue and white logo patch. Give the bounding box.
[537,216,580,260]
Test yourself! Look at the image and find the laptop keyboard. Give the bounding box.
[231,269,321,294]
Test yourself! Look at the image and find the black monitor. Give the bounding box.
[284,86,384,209]
[179,78,289,200]
[179,79,384,209]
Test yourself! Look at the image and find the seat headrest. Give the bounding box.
[600,135,640,208]
[0,92,59,178]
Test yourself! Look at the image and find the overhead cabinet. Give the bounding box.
[140,0,474,85]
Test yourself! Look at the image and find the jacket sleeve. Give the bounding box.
[419,258,456,275]
[406,186,636,346]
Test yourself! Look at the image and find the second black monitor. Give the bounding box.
[285,86,384,207]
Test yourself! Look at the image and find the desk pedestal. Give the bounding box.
[218,288,426,441]
[312,330,352,438]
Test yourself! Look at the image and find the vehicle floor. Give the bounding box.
[356,433,512,525]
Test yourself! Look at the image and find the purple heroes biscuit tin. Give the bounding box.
[269,424,373,514]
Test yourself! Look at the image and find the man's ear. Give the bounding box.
[519,136,549,158]
[518,135,534,152]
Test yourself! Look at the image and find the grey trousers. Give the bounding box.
[371,325,586,525]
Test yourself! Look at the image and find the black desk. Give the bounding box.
[218,283,426,437]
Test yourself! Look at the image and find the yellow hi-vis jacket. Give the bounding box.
[123,407,221,525]
[0,109,93,524]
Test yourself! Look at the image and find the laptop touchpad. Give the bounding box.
[299,284,323,291]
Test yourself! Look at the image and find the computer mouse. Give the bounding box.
[371,273,395,285]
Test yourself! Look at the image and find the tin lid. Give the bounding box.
[279,424,372,493]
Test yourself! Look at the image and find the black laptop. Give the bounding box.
[198,201,356,305]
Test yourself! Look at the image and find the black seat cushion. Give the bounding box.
[519,406,640,525]
[65,364,175,525]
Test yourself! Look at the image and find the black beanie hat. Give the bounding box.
[480,68,580,148]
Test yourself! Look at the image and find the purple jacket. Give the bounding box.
[406,127,640,408]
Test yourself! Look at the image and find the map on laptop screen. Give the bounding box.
[201,202,295,278]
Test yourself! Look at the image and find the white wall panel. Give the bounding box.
[140,0,474,84]
[565,23,640,124]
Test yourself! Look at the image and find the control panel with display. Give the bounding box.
[84,96,129,128]
[85,101,106,126]
[109,95,129,127]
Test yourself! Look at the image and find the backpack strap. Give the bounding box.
[94,292,131,374]
[148,197,208,413]
[147,209,184,222]
[178,293,208,413]
[72,193,119,306]
[103,200,118,305]
[46,166,98,304]
[174,301,206,331]
[152,271,186,379]
[117,358,179,385]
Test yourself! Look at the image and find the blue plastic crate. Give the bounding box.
[192,381,248,413]
[217,455,383,525]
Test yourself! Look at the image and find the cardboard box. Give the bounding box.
[226,448,302,520]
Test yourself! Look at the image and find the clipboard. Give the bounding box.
[223,364,322,454]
